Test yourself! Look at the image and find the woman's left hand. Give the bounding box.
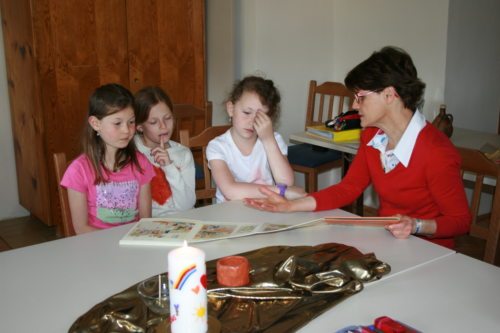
[385,214,413,239]
[253,111,274,142]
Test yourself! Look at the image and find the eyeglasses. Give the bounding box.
[353,91,377,104]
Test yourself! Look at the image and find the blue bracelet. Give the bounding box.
[276,183,287,197]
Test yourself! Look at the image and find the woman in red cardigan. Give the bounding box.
[245,46,471,249]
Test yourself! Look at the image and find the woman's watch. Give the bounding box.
[413,218,423,234]
[276,183,288,197]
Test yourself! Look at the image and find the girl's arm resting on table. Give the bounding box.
[67,189,99,234]
[138,183,152,218]
[210,159,304,200]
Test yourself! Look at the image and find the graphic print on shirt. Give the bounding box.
[151,165,172,205]
[96,180,139,223]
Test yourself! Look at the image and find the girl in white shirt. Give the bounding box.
[134,86,196,216]
[207,76,305,203]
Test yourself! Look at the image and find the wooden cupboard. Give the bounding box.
[0,0,206,227]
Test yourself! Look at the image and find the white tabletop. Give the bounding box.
[300,253,500,332]
[0,201,458,332]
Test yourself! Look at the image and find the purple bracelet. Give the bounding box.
[276,183,287,197]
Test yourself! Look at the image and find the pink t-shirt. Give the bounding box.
[61,153,154,229]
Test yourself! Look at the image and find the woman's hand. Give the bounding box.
[385,214,413,239]
[243,186,292,212]
[253,111,274,142]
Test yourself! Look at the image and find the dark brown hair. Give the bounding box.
[134,86,174,125]
[344,46,426,112]
[227,75,281,122]
[83,83,142,184]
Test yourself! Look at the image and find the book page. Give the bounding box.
[119,217,325,247]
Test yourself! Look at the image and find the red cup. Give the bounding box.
[216,255,250,287]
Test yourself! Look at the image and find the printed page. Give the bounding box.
[119,217,325,247]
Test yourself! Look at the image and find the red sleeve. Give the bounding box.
[311,129,374,211]
[425,143,471,238]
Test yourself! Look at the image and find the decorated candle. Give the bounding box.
[167,241,207,333]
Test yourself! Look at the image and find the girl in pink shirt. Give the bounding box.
[61,84,154,234]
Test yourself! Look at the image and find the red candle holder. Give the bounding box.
[216,255,250,287]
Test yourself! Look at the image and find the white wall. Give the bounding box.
[0,9,29,220]
[207,0,451,191]
[206,0,237,125]
[445,0,500,133]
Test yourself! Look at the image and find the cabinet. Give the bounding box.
[0,0,206,226]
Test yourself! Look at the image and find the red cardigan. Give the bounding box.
[311,124,471,249]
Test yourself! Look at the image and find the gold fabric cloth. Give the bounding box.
[69,243,390,333]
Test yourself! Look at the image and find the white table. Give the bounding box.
[300,253,500,332]
[0,201,466,333]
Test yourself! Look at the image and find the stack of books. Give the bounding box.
[306,125,361,142]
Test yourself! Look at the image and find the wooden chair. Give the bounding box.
[288,80,354,192]
[180,125,231,204]
[455,147,500,265]
[171,101,212,142]
[53,152,76,237]
[172,101,213,189]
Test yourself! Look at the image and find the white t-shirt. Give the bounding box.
[206,129,288,203]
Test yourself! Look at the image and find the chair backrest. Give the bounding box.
[53,152,76,237]
[304,80,354,129]
[458,147,500,264]
[171,101,212,142]
[179,125,231,201]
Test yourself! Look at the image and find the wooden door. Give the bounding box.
[1,0,206,226]
[126,0,206,107]
[34,0,130,225]
[0,0,51,222]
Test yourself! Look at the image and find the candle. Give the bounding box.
[167,241,207,333]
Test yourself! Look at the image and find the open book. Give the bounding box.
[119,217,324,247]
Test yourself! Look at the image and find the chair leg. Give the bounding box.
[306,172,317,193]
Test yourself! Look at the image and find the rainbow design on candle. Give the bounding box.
[174,264,197,290]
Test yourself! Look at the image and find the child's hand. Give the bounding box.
[253,111,274,142]
[151,135,171,167]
